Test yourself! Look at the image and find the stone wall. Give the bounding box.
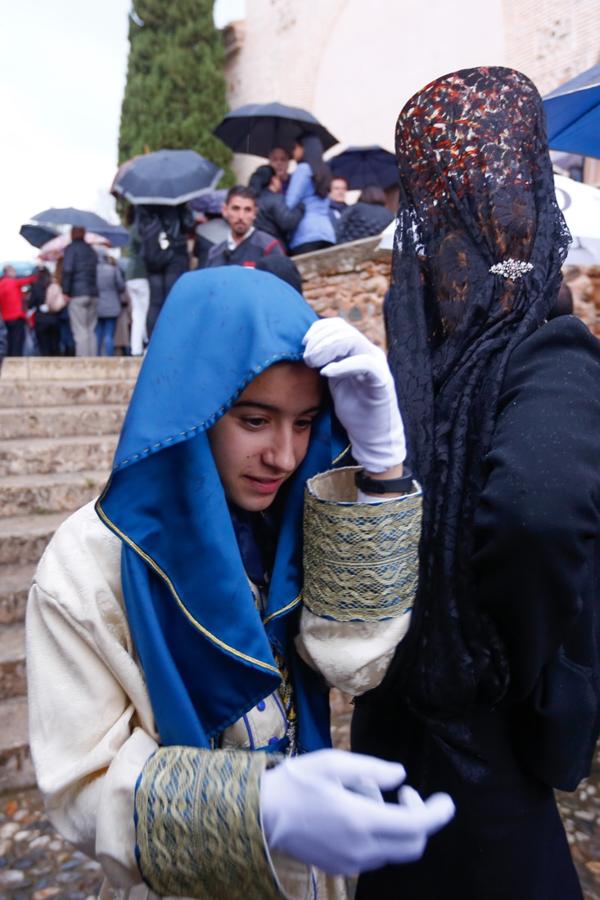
[502,0,600,95]
[295,237,391,347]
[296,240,600,342]
[565,266,600,338]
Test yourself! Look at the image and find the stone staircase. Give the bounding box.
[0,356,141,792]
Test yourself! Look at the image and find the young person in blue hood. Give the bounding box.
[26,267,453,899]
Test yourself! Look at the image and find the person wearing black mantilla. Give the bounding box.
[353,66,600,900]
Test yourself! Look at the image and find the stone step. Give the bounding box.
[0,512,70,566]
[0,378,135,409]
[0,403,126,440]
[0,471,106,518]
[0,696,35,792]
[0,623,25,701]
[0,434,117,477]
[2,356,142,382]
[0,563,35,625]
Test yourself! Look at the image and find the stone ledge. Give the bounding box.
[295,236,387,278]
[1,357,142,382]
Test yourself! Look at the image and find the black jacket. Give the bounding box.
[335,202,393,244]
[354,316,600,900]
[255,191,303,248]
[62,239,98,297]
[206,229,284,268]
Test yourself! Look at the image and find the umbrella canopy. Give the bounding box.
[38,231,110,262]
[30,208,130,247]
[214,102,338,157]
[112,149,222,205]
[329,145,398,190]
[543,64,600,159]
[19,223,59,249]
[189,189,228,216]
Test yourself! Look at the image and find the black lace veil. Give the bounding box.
[384,67,571,714]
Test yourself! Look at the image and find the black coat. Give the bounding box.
[255,191,303,248]
[62,239,98,297]
[335,201,393,244]
[354,316,600,900]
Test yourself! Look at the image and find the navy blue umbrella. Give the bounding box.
[113,149,222,205]
[30,208,130,247]
[543,64,600,159]
[214,102,338,157]
[328,145,398,190]
[189,189,228,215]
[19,223,59,248]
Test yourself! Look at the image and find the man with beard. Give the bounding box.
[206,186,284,268]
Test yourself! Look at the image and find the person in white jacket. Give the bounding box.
[27,267,453,900]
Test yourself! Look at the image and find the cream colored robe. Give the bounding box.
[27,471,420,899]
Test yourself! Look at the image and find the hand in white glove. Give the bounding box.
[303,318,406,473]
[260,748,454,876]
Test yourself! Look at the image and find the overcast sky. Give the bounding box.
[1,0,245,263]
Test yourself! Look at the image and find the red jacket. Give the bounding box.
[0,275,37,322]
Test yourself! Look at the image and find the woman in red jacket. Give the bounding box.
[0,265,37,356]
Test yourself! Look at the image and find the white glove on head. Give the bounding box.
[303,318,406,473]
[260,748,454,876]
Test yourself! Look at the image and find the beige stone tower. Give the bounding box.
[221,1,599,180]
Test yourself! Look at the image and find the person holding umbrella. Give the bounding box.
[62,227,99,357]
[286,135,336,256]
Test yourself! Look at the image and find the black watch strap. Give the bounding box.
[355,467,414,495]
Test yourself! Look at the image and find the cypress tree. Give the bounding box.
[118,0,233,181]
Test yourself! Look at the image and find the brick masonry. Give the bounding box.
[295,240,600,341]
[565,266,600,339]
[296,237,390,346]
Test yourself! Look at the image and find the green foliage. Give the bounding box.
[118,0,233,184]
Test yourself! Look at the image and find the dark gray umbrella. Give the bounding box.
[19,223,59,248]
[112,149,222,205]
[329,145,398,189]
[214,102,338,157]
[30,208,130,247]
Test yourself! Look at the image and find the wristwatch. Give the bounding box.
[355,467,414,495]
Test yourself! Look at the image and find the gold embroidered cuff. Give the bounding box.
[135,747,282,900]
[302,467,422,622]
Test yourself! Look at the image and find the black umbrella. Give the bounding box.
[329,145,398,190]
[112,149,222,205]
[30,208,130,247]
[19,223,59,249]
[543,64,600,159]
[214,102,338,157]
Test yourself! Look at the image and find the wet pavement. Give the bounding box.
[0,692,598,899]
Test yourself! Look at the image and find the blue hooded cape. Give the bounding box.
[96,267,347,751]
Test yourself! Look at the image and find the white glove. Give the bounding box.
[303,318,406,472]
[260,748,454,876]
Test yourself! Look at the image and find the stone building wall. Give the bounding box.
[502,0,600,95]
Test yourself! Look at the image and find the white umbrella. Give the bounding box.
[554,174,600,265]
[377,175,600,264]
[38,231,110,261]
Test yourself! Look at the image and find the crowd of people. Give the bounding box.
[1,134,396,359]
